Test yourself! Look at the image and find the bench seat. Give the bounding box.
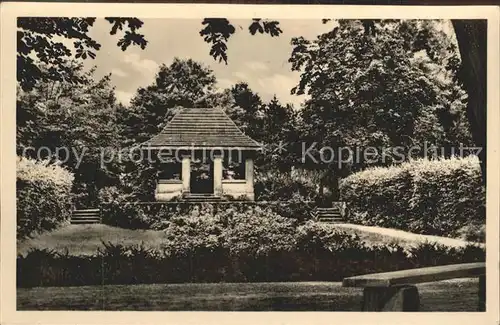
[343,262,486,288]
[341,262,486,311]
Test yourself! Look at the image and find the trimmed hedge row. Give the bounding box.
[17,157,74,238]
[340,156,485,238]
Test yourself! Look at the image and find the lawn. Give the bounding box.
[331,223,483,249]
[17,224,165,256]
[17,278,480,311]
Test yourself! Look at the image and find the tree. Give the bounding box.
[223,82,265,139]
[288,20,473,198]
[259,96,300,172]
[220,83,300,172]
[451,20,487,184]
[17,61,124,206]
[197,18,486,185]
[17,17,147,91]
[121,58,220,145]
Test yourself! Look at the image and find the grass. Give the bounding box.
[17,278,480,311]
[18,221,476,257]
[17,224,165,256]
[330,223,482,249]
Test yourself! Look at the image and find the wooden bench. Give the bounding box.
[342,262,486,311]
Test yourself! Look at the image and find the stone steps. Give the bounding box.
[71,209,101,224]
[311,207,344,224]
[183,193,222,202]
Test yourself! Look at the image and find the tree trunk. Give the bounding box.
[332,172,340,201]
[452,20,487,185]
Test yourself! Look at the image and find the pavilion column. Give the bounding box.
[213,155,223,196]
[245,157,254,199]
[181,155,190,193]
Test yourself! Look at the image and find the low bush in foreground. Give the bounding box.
[340,156,485,238]
[17,157,74,238]
[17,217,485,287]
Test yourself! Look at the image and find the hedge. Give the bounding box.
[17,157,74,238]
[340,156,485,238]
[98,187,320,230]
[17,216,485,287]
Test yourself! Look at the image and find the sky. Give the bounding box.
[83,19,335,108]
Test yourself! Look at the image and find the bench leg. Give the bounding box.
[478,274,486,311]
[362,285,420,311]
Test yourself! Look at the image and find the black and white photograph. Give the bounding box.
[1,2,499,322]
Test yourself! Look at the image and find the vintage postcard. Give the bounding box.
[1,2,499,325]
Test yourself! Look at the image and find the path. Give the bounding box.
[332,223,484,249]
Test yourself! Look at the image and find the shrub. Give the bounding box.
[408,157,485,236]
[340,156,485,238]
[254,170,328,220]
[163,211,225,256]
[99,197,266,230]
[255,170,326,202]
[340,163,413,228]
[456,224,486,243]
[17,157,74,238]
[98,187,195,229]
[221,206,298,256]
[98,186,148,229]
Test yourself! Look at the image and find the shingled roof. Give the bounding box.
[141,107,262,150]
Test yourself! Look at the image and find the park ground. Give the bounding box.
[17,278,479,311]
[17,223,481,311]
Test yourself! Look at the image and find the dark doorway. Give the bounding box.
[190,160,214,194]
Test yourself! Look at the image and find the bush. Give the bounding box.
[340,156,485,238]
[340,163,413,229]
[99,196,268,230]
[221,206,298,255]
[255,170,325,202]
[408,158,485,236]
[98,187,196,229]
[100,196,315,230]
[163,210,225,255]
[254,170,329,220]
[98,186,149,229]
[456,224,486,243]
[17,157,74,238]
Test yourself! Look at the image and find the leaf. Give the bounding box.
[199,18,235,64]
[17,17,147,90]
[248,20,263,35]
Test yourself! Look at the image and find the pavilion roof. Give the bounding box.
[140,107,262,150]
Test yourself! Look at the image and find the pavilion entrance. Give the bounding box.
[189,160,214,194]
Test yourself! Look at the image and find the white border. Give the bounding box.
[1,3,499,325]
